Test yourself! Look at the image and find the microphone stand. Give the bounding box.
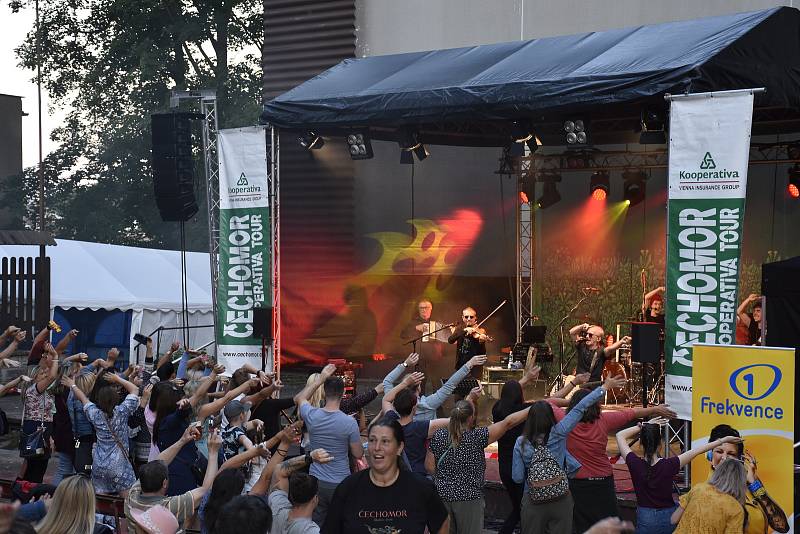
[404,322,456,356]
[550,292,593,391]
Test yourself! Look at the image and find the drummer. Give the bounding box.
[568,323,630,383]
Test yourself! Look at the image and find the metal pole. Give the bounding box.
[269,126,281,378]
[199,93,220,357]
[35,0,45,237]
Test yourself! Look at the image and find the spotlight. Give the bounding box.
[509,121,542,157]
[399,128,429,164]
[536,173,562,209]
[639,109,667,144]
[622,170,647,206]
[298,131,324,150]
[789,165,800,198]
[565,119,588,145]
[518,171,536,204]
[346,131,373,160]
[589,170,610,201]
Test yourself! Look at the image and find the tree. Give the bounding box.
[9,0,263,250]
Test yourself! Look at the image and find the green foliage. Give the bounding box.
[9,0,263,250]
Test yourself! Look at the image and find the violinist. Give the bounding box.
[448,307,490,396]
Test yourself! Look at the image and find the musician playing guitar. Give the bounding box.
[448,306,490,397]
[568,323,630,383]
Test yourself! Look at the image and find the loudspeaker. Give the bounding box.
[151,112,199,221]
[252,306,273,341]
[631,322,660,363]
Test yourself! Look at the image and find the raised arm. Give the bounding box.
[615,422,642,459]
[61,375,90,406]
[242,381,278,409]
[294,363,336,407]
[198,376,260,420]
[156,341,180,370]
[0,330,25,362]
[381,372,424,414]
[677,434,741,468]
[631,404,677,420]
[604,335,631,357]
[104,372,139,396]
[551,372,590,400]
[737,293,759,325]
[269,448,333,494]
[487,404,531,444]
[36,348,59,393]
[0,375,25,397]
[643,286,665,312]
[188,364,225,408]
[569,323,590,342]
[188,430,221,505]
[157,425,200,465]
[249,423,301,495]
[54,329,78,355]
[423,355,487,412]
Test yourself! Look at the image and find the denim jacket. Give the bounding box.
[383,363,471,422]
[67,390,94,438]
[511,385,606,491]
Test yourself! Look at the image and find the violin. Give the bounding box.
[464,326,494,342]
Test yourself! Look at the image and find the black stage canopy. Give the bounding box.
[262,7,800,144]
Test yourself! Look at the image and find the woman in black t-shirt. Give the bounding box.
[323,417,449,534]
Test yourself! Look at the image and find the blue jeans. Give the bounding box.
[52,451,75,485]
[636,505,676,534]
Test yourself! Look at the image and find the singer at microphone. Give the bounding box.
[568,321,630,382]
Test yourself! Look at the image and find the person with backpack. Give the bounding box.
[512,374,626,534]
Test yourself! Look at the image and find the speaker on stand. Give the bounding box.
[253,306,273,372]
[631,322,660,407]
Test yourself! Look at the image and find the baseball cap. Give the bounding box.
[223,399,252,421]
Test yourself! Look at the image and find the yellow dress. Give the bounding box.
[675,482,745,534]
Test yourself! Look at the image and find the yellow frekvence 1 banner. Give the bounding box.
[691,343,794,533]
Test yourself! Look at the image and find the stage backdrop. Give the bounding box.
[216,127,271,372]
[665,90,754,420]
[691,343,794,533]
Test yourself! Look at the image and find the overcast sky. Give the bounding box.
[0,6,62,168]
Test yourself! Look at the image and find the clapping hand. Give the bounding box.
[402,371,424,387]
[405,353,420,367]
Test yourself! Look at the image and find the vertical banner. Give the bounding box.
[217,126,270,372]
[664,90,754,420]
[692,344,794,533]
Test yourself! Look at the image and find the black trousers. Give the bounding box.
[73,435,95,475]
[499,466,523,534]
[568,476,618,533]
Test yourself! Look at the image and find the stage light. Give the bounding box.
[589,170,609,201]
[346,131,373,160]
[509,121,542,156]
[298,131,324,150]
[518,171,536,204]
[519,191,529,204]
[789,165,800,198]
[622,169,647,206]
[399,128,429,164]
[565,119,588,145]
[639,109,667,144]
[537,173,562,209]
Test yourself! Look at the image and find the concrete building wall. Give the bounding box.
[356,0,790,56]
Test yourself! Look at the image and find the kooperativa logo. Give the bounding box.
[729,363,782,401]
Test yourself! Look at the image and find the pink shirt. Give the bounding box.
[145,405,160,461]
[549,401,635,479]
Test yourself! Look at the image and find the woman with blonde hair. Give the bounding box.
[68,372,97,476]
[35,474,111,534]
[426,387,531,534]
[672,458,748,533]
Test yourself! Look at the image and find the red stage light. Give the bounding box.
[789,183,800,198]
[519,191,529,204]
[591,188,607,201]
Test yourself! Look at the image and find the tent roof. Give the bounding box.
[0,239,212,312]
[262,7,800,141]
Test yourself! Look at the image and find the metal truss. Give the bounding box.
[515,151,534,342]
[665,414,691,488]
[170,89,220,354]
[268,127,281,376]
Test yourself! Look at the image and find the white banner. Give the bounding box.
[216,126,271,373]
[664,90,754,420]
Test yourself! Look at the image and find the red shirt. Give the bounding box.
[548,399,635,479]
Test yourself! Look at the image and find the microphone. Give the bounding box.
[583,287,601,292]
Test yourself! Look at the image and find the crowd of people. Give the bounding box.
[0,322,787,534]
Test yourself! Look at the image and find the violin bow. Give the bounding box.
[475,300,507,329]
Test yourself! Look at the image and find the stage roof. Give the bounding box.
[261,7,800,142]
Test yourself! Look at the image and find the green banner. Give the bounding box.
[216,127,271,370]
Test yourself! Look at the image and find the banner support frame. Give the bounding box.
[664,87,765,101]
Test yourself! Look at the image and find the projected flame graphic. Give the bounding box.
[284,209,483,365]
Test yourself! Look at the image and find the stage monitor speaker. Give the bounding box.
[151,112,200,222]
[631,322,660,363]
[252,306,273,341]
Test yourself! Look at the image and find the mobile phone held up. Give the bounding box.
[133,333,151,345]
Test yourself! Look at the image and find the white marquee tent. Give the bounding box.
[0,239,214,359]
